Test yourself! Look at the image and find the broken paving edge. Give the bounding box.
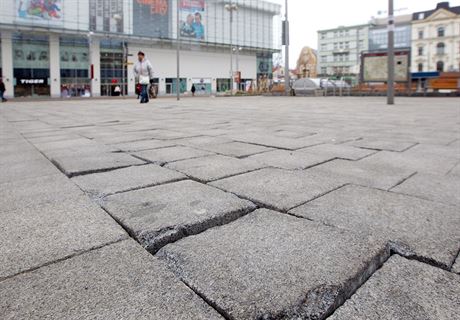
[136,206,258,254]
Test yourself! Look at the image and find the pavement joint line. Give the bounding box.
[449,246,460,272]
[180,279,234,320]
[110,144,180,153]
[286,183,350,213]
[446,138,459,146]
[171,166,271,184]
[445,159,460,176]
[0,238,127,283]
[388,171,418,191]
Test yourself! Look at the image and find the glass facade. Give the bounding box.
[100,39,126,96]
[12,33,50,97]
[369,25,411,50]
[60,37,90,97]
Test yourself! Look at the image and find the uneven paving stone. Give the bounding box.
[50,152,145,177]
[165,155,265,182]
[101,180,256,253]
[405,143,460,160]
[299,143,376,160]
[157,209,390,320]
[361,150,459,176]
[0,150,45,166]
[227,133,336,150]
[310,158,415,190]
[196,141,274,158]
[0,159,58,184]
[110,139,176,152]
[391,173,460,206]
[1,174,83,212]
[72,164,186,197]
[350,138,417,152]
[290,184,460,268]
[453,256,460,274]
[0,239,223,320]
[330,255,460,320]
[246,149,335,170]
[133,146,214,165]
[172,135,233,147]
[210,168,346,211]
[0,196,127,280]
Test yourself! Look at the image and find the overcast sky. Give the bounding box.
[278,0,460,67]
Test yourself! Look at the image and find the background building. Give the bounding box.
[0,0,282,98]
[317,24,369,79]
[411,2,460,73]
[368,14,412,51]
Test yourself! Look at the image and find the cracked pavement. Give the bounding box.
[1,97,459,319]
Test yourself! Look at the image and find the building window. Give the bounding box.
[359,40,364,48]
[436,61,444,72]
[418,13,425,20]
[321,67,327,75]
[345,42,349,49]
[437,27,445,37]
[320,33,326,40]
[418,30,424,39]
[321,56,327,63]
[418,46,424,56]
[437,43,445,55]
[321,44,327,51]
[418,63,423,72]
[334,42,338,49]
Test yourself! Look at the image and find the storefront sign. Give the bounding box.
[18,78,48,85]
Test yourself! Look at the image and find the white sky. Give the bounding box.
[278,0,460,67]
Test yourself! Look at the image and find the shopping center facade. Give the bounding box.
[0,0,281,98]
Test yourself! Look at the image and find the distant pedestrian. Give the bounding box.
[191,84,196,96]
[113,85,121,96]
[0,79,7,102]
[133,51,154,104]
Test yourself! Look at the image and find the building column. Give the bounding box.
[89,37,101,97]
[49,34,61,98]
[1,31,14,97]
[127,44,135,96]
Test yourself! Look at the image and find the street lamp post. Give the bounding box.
[284,0,290,96]
[225,3,238,95]
[176,0,181,101]
[387,0,395,105]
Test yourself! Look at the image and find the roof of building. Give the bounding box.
[412,2,460,21]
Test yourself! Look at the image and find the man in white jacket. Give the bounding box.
[133,51,154,103]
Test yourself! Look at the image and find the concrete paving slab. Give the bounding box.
[246,149,335,170]
[350,138,417,152]
[72,164,186,197]
[1,174,83,212]
[210,168,346,211]
[197,141,274,158]
[101,180,256,253]
[133,146,214,165]
[0,159,58,184]
[330,255,460,320]
[227,133,335,150]
[0,196,127,280]
[0,239,222,320]
[50,152,145,177]
[391,173,460,206]
[290,185,460,268]
[405,143,460,160]
[299,143,376,160]
[361,150,459,176]
[173,135,234,147]
[158,209,389,320]
[0,150,45,166]
[110,139,176,152]
[165,155,265,182]
[310,158,415,190]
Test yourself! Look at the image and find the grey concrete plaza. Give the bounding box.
[1,97,459,319]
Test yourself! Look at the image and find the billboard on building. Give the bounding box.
[15,0,63,25]
[361,50,410,82]
[89,0,124,33]
[133,0,170,38]
[179,0,205,40]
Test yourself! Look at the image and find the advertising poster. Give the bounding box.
[179,0,205,40]
[60,46,89,70]
[89,0,124,33]
[13,42,49,69]
[133,0,170,38]
[16,0,63,25]
[362,51,409,82]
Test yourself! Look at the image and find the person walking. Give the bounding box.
[191,84,196,97]
[133,51,154,104]
[0,79,7,102]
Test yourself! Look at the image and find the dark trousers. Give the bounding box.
[140,85,149,103]
[0,91,6,102]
